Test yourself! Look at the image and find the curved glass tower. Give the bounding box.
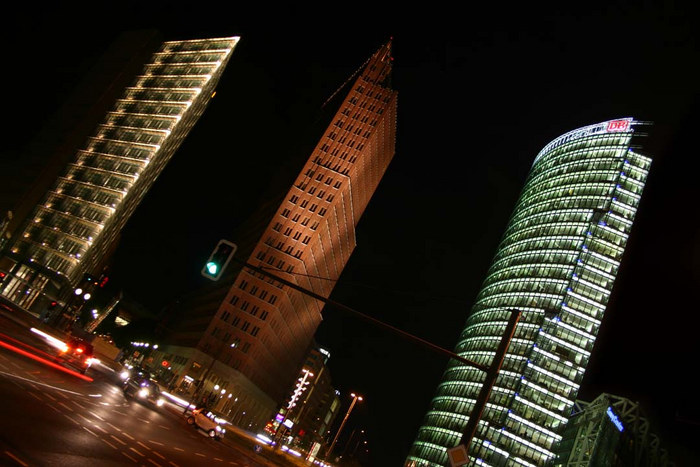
[407,118,652,466]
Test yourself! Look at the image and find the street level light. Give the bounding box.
[327,392,363,460]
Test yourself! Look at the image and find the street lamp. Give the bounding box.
[327,392,363,460]
[183,340,238,414]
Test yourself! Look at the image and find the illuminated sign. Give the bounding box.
[606,406,624,432]
[533,118,634,166]
[607,120,630,132]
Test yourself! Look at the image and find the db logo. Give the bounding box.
[607,120,629,132]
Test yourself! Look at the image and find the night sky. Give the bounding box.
[4,3,700,465]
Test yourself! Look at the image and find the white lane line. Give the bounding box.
[153,451,165,460]
[137,441,151,451]
[173,447,184,452]
[147,459,162,467]
[77,413,92,424]
[148,440,165,446]
[92,424,108,434]
[89,411,105,421]
[107,422,121,431]
[169,462,180,467]
[82,426,97,437]
[44,393,57,401]
[129,447,145,457]
[4,451,29,466]
[121,451,137,462]
[0,369,84,396]
[195,453,206,457]
[214,457,223,461]
[157,424,170,430]
[58,401,73,411]
[110,435,127,446]
[29,391,42,401]
[63,414,79,424]
[137,417,151,424]
[100,438,118,450]
[122,432,135,441]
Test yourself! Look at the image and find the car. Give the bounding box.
[186,408,227,440]
[123,375,165,408]
[56,337,95,374]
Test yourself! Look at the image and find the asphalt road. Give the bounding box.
[0,310,307,467]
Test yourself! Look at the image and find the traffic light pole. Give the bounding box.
[229,253,521,464]
[231,257,490,372]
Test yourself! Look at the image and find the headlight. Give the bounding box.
[120,370,130,380]
[138,388,149,398]
[156,398,165,407]
[216,426,222,432]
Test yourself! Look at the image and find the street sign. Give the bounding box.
[447,444,469,466]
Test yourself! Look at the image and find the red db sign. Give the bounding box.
[607,120,629,132]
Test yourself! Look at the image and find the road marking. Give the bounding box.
[129,447,145,457]
[169,462,180,467]
[89,411,105,421]
[92,424,108,434]
[147,459,162,467]
[0,369,83,396]
[153,451,165,460]
[148,440,165,446]
[214,457,224,461]
[78,413,93,424]
[4,451,29,466]
[122,432,135,441]
[157,424,170,430]
[137,417,151,424]
[110,435,127,446]
[100,438,118,450]
[44,393,57,401]
[63,414,79,425]
[28,391,42,401]
[137,441,151,451]
[195,452,206,457]
[173,447,184,452]
[82,426,97,437]
[121,451,137,463]
[107,422,121,431]
[58,401,73,412]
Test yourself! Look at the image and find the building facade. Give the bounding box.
[555,393,676,466]
[0,32,239,313]
[406,118,652,466]
[160,40,397,430]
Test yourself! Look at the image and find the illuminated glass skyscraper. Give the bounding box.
[0,33,239,310]
[407,118,652,466]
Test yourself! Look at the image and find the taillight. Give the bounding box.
[75,348,83,354]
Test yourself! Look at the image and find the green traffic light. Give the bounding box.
[206,262,219,275]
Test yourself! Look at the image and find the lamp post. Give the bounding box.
[183,340,237,414]
[327,392,363,460]
[274,368,314,448]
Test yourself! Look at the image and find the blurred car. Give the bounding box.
[123,375,165,408]
[56,337,95,374]
[186,409,227,440]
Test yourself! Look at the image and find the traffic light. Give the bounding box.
[201,239,237,281]
[48,300,58,310]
